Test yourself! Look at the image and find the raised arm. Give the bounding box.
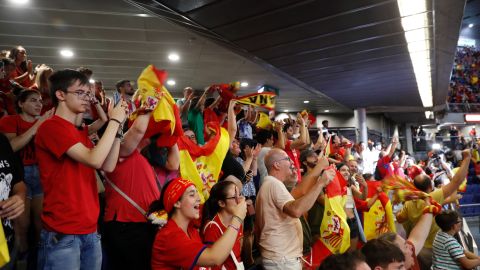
[66,101,127,169]
[197,197,247,266]
[407,198,433,255]
[6,109,54,151]
[227,100,237,146]
[442,149,471,198]
[88,97,109,135]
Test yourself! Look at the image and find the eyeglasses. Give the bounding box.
[186,134,196,140]
[66,90,93,100]
[273,157,291,163]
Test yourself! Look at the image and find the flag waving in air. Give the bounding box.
[310,168,350,267]
[362,181,396,241]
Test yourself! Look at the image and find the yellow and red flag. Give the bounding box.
[177,122,230,202]
[313,169,350,264]
[234,92,276,110]
[363,181,396,241]
[130,65,183,147]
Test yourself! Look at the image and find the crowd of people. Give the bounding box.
[0,45,479,270]
[447,46,480,111]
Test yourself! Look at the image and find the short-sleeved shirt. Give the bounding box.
[203,214,243,270]
[35,115,99,234]
[397,188,445,248]
[237,120,252,140]
[151,219,207,270]
[0,133,23,250]
[104,150,160,223]
[0,115,37,165]
[255,175,302,260]
[432,231,464,270]
[285,140,302,182]
[376,155,391,179]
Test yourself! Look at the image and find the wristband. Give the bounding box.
[228,224,239,233]
[110,118,122,125]
[232,215,243,224]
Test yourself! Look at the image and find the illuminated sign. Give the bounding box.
[465,114,480,122]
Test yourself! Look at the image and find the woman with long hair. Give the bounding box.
[0,89,53,258]
[202,180,245,270]
[8,46,35,88]
[31,65,53,114]
[150,178,247,270]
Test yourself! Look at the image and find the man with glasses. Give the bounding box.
[35,69,127,270]
[255,148,335,270]
[432,210,480,270]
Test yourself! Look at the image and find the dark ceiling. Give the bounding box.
[128,0,466,121]
[461,0,480,40]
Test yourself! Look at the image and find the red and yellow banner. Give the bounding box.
[234,92,276,110]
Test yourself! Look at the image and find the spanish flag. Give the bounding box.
[130,65,183,147]
[452,167,467,193]
[177,122,230,202]
[311,168,350,266]
[363,181,396,241]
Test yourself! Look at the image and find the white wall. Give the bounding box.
[315,113,388,133]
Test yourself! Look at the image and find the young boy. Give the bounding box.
[35,69,126,269]
[432,210,480,270]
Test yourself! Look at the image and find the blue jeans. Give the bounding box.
[24,164,43,199]
[37,230,102,270]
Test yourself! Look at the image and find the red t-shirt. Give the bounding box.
[406,165,424,180]
[203,215,243,270]
[35,115,99,234]
[376,155,391,179]
[12,66,33,88]
[152,219,207,270]
[104,150,160,223]
[285,140,302,181]
[0,115,37,165]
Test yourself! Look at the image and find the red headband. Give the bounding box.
[163,178,195,213]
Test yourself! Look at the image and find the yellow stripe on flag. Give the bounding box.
[179,127,230,202]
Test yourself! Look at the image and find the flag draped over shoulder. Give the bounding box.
[177,123,230,202]
[130,65,183,147]
[363,181,396,241]
[234,92,276,110]
[314,169,350,263]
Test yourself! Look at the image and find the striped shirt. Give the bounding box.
[432,231,465,270]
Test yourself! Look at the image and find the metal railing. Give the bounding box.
[447,102,480,112]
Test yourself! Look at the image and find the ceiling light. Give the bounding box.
[303,100,310,104]
[397,0,432,108]
[324,110,330,113]
[168,53,179,62]
[7,0,29,4]
[284,110,289,112]
[240,82,248,87]
[425,111,433,119]
[89,79,95,84]
[257,87,264,93]
[60,49,74,58]
[137,13,150,17]
[469,23,474,28]
[166,79,176,86]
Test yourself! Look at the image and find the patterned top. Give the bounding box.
[432,231,464,270]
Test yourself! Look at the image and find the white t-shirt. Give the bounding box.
[255,176,302,260]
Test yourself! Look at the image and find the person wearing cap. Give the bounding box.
[150,178,247,270]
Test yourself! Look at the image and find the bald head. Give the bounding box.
[413,174,432,192]
[265,148,288,173]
